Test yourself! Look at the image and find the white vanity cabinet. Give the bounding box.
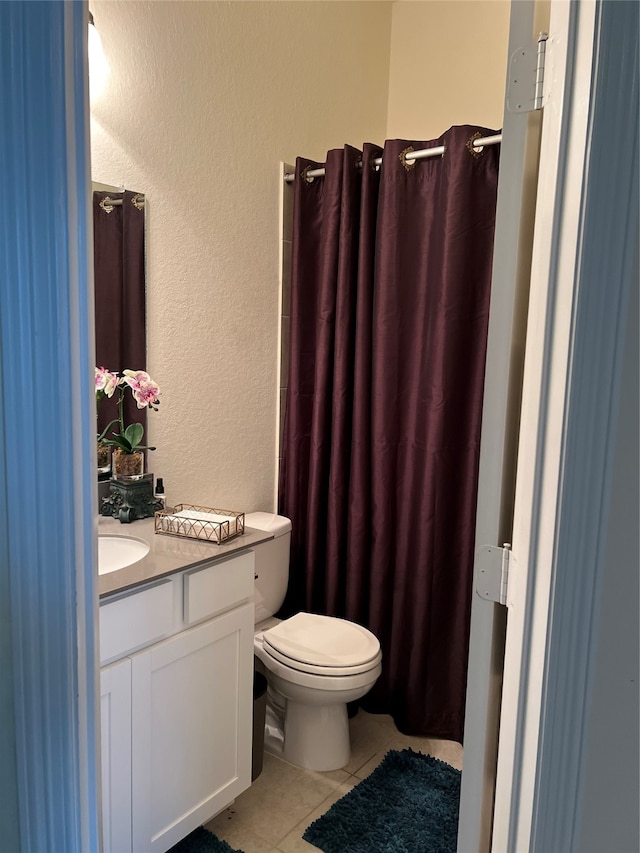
[100,658,132,853]
[99,550,255,853]
[131,603,254,850]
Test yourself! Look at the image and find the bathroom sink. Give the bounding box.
[98,535,150,575]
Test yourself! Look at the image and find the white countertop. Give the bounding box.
[98,515,272,598]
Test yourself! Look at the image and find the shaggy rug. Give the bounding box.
[167,826,243,853]
[303,748,461,853]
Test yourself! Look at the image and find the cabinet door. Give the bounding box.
[131,602,254,852]
[100,658,132,853]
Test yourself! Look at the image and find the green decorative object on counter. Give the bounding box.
[101,474,164,523]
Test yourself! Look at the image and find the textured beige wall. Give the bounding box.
[90,1,393,512]
[386,1,511,141]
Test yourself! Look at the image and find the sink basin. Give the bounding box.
[98,535,150,575]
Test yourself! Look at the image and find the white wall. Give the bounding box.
[90,0,392,512]
[387,1,511,140]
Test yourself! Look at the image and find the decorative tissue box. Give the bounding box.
[154,504,245,544]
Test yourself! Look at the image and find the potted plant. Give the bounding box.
[96,368,161,480]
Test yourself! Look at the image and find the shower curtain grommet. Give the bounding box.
[398,145,417,170]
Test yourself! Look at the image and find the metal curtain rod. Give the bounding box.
[283,134,502,183]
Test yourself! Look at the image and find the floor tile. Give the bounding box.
[205,709,463,853]
[271,755,351,784]
[354,733,463,780]
[204,822,273,853]
[277,781,356,853]
[342,710,396,774]
[204,753,346,848]
[385,732,464,770]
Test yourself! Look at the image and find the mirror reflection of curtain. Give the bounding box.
[93,190,146,439]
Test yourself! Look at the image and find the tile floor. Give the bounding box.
[204,710,463,853]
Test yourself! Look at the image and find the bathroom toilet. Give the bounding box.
[246,512,382,772]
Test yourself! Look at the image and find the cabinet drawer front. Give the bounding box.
[100,580,175,663]
[184,551,254,625]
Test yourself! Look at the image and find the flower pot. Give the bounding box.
[112,448,144,481]
[97,440,111,476]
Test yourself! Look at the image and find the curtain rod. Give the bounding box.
[283,134,502,183]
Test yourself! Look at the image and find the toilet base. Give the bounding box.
[282,700,350,771]
[254,641,382,773]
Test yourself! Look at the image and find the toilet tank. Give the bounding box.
[245,513,291,625]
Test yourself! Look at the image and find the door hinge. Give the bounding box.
[476,544,513,606]
[507,32,548,113]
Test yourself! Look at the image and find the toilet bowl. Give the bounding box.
[246,513,382,772]
[254,613,381,771]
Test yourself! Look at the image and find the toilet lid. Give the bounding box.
[263,613,381,670]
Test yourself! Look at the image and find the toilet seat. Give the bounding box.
[262,613,381,677]
[255,634,382,692]
[261,642,382,677]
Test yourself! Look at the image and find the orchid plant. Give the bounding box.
[95,367,160,454]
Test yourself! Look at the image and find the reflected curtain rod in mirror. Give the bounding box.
[98,194,145,214]
[92,180,145,213]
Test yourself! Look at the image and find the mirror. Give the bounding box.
[92,182,146,437]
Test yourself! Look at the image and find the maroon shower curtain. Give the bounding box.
[278,126,499,742]
[93,190,146,439]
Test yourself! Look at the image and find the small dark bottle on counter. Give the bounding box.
[155,477,166,510]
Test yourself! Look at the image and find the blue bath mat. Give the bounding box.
[167,826,244,853]
[303,748,461,852]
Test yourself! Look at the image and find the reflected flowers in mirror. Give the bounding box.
[95,367,118,474]
[96,368,161,479]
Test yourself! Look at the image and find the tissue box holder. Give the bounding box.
[154,504,245,544]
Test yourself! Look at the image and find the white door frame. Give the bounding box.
[493,0,638,849]
[460,0,638,849]
[491,0,598,845]
[457,0,547,848]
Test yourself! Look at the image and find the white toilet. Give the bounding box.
[246,512,382,772]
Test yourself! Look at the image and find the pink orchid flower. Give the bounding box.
[120,369,161,409]
[95,366,118,397]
